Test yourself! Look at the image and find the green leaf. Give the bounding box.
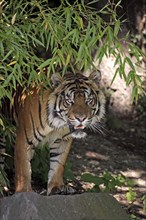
[65,7,72,30]
[142,195,146,213]
[111,67,119,85]
[126,188,137,203]
[114,20,120,37]
[132,86,138,102]
[124,57,135,71]
[81,173,104,185]
[2,50,13,62]
[28,34,44,47]
[39,59,51,69]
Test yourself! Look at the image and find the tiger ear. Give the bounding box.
[51,73,63,87]
[89,70,101,85]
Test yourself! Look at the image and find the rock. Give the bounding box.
[0,192,131,220]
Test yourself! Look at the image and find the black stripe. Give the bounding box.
[64,83,76,90]
[24,128,34,146]
[36,127,45,138]
[13,92,19,119]
[38,100,45,129]
[14,101,18,119]
[53,101,59,118]
[54,96,64,117]
[50,159,64,167]
[96,101,101,115]
[92,107,97,112]
[50,145,60,150]
[49,167,54,171]
[54,139,62,144]
[50,152,61,158]
[58,97,63,110]
[60,82,89,95]
[50,159,59,163]
[47,105,54,125]
[30,113,42,142]
[53,97,58,115]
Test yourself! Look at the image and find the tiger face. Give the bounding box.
[48,71,105,138]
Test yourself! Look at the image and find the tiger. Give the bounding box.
[13,70,105,195]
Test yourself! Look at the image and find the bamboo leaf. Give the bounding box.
[38,59,51,69]
[0,0,145,104]
[124,57,135,71]
[7,61,17,66]
[114,20,120,37]
[66,52,71,65]
[110,67,119,85]
[2,50,13,62]
[11,13,17,25]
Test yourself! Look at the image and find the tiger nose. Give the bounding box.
[75,116,86,122]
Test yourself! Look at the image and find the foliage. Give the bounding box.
[31,144,50,185]
[0,149,12,196]
[81,172,146,215]
[81,172,142,204]
[0,0,145,106]
[125,187,137,203]
[0,114,15,195]
[130,214,137,220]
[64,160,75,181]
[142,195,146,213]
[0,167,9,196]
[0,114,15,142]
[81,171,131,192]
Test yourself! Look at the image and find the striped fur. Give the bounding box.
[14,71,105,195]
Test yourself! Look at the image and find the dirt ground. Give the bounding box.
[69,110,146,220]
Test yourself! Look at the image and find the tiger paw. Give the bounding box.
[48,185,76,196]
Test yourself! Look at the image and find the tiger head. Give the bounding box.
[48,71,105,138]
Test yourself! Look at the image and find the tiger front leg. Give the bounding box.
[15,131,34,192]
[47,137,75,195]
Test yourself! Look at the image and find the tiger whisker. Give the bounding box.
[89,123,105,135]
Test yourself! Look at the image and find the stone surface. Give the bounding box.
[0,192,131,220]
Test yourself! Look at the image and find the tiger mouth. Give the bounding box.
[74,124,85,130]
[69,124,87,137]
[62,124,87,139]
[69,124,85,132]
